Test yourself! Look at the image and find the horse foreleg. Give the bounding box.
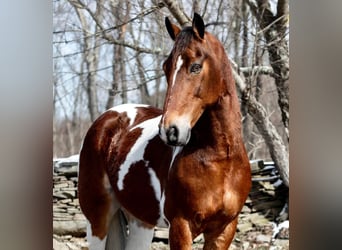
[84,197,117,250]
[203,217,238,250]
[169,217,193,250]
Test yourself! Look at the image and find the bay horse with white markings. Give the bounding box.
[78,13,251,250]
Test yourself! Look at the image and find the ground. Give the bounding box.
[53,210,289,250]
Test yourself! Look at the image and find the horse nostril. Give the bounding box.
[166,125,179,144]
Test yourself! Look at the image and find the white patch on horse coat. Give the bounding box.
[157,191,169,228]
[159,124,168,143]
[110,104,148,126]
[117,115,162,190]
[147,167,161,201]
[170,146,183,168]
[126,220,154,250]
[146,166,169,227]
[172,115,192,145]
[86,221,107,250]
[154,147,183,228]
[172,56,183,88]
[161,55,184,126]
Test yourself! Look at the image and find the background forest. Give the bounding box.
[53,0,289,186]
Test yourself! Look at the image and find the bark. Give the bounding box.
[105,44,117,109]
[136,53,151,104]
[115,1,131,103]
[233,0,242,66]
[192,0,201,15]
[246,0,289,140]
[154,57,163,108]
[162,0,191,26]
[70,0,101,121]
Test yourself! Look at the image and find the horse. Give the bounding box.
[78,13,251,250]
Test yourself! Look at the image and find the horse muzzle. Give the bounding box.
[159,120,191,146]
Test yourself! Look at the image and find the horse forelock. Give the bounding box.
[172,27,193,57]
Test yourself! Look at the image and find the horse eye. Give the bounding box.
[190,63,202,74]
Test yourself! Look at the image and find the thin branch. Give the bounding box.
[230,60,274,76]
[240,65,274,76]
[59,1,165,55]
[112,73,165,95]
[205,21,229,28]
[256,14,287,35]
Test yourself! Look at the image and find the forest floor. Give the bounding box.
[53,210,289,250]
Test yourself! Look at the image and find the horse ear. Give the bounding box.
[165,17,181,41]
[192,12,205,39]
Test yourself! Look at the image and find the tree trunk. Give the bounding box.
[70,0,102,121]
[162,0,191,26]
[247,0,289,140]
[233,69,289,187]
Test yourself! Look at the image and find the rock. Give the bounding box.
[60,199,73,204]
[53,220,87,237]
[272,239,290,249]
[150,242,170,250]
[154,227,169,240]
[250,159,265,173]
[54,182,69,189]
[277,227,289,239]
[54,212,73,219]
[69,198,79,206]
[66,242,79,250]
[242,241,250,250]
[55,165,78,176]
[73,213,86,221]
[249,213,270,226]
[58,190,75,199]
[256,234,272,243]
[237,222,253,233]
[67,207,80,214]
[241,205,252,213]
[53,238,69,250]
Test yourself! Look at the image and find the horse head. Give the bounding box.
[159,13,230,146]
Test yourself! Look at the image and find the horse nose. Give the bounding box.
[159,119,191,146]
[166,125,179,145]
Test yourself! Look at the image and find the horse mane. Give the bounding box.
[171,27,196,59]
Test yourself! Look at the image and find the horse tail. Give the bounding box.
[105,209,127,250]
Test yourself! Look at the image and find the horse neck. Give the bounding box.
[193,64,243,158]
[212,93,242,148]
